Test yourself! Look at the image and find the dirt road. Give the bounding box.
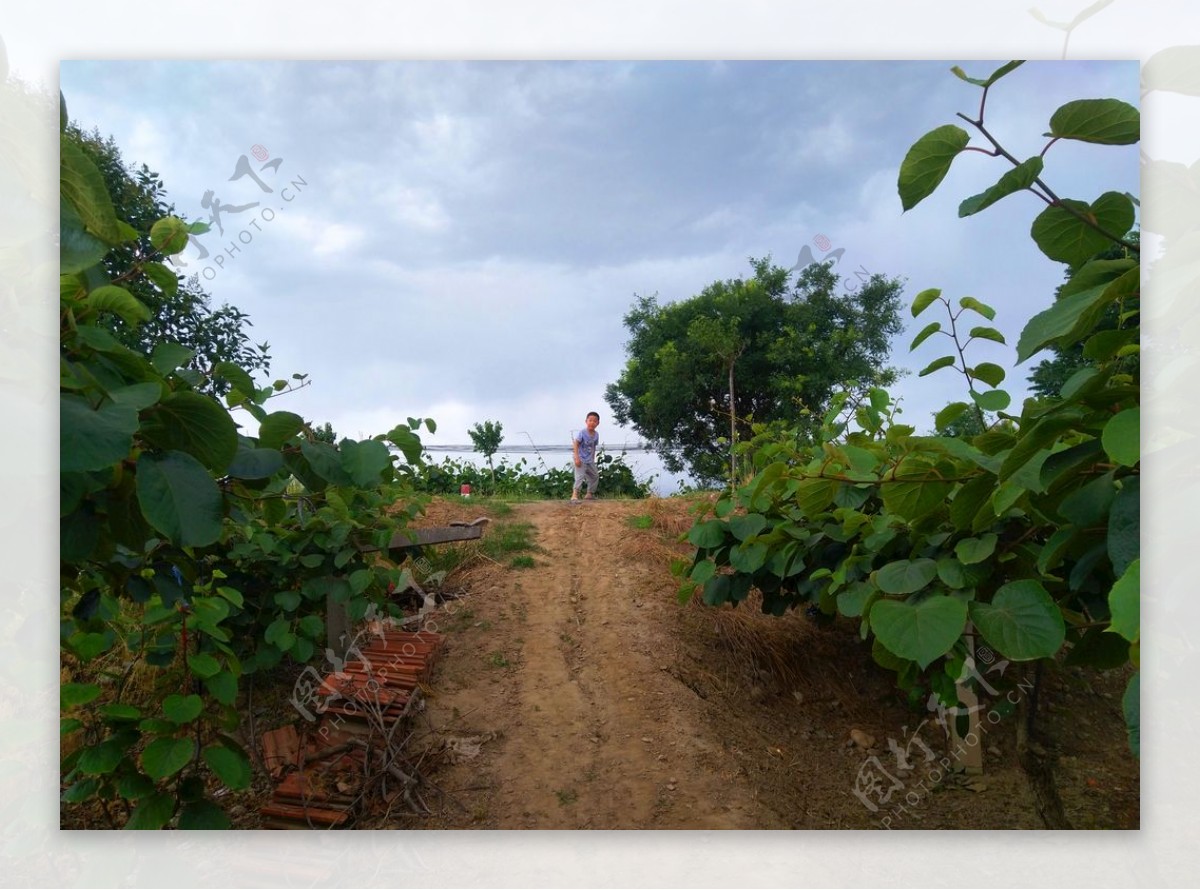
[408,499,782,829]
[394,497,1138,831]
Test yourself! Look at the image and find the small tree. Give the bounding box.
[468,420,504,491]
[312,421,337,444]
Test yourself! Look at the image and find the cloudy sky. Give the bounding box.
[59,59,1140,486]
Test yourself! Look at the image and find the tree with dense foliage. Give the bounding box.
[605,257,904,484]
[63,124,271,393]
[312,421,338,444]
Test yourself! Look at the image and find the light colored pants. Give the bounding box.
[573,461,598,494]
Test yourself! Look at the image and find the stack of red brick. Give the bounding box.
[259,629,445,829]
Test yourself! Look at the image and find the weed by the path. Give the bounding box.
[481,521,538,560]
[487,651,509,668]
[555,788,578,806]
[626,514,654,530]
[509,555,536,569]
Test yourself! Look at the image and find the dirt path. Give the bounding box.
[387,497,1138,831]
[404,500,783,829]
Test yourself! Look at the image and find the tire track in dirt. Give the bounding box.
[419,500,779,829]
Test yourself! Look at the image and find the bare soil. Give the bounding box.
[364,497,1139,831]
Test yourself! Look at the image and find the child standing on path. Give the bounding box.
[571,411,600,502]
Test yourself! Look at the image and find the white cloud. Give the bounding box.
[376,184,451,231]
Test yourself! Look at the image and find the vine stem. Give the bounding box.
[941,296,987,431]
[953,106,1140,256]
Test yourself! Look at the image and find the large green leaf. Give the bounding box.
[729,542,769,574]
[213,361,257,401]
[949,479,993,537]
[959,296,997,321]
[1059,471,1115,527]
[1030,193,1136,266]
[76,738,127,775]
[971,389,1011,412]
[61,510,98,562]
[958,156,1044,217]
[136,451,223,547]
[226,445,284,480]
[1015,274,1132,363]
[61,134,126,245]
[898,125,971,211]
[702,574,731,606]
[1102,408,1139,467]
[149,216,191,255]
[62,776,102,803]
[870,595,967,669]
[108,382,164,412]
[178,800,232,830]
[837,581,875,618]
[141,737,195,780]
[1040,438,1103,492]
[881,473,953,522]
[791,479,838,517]
[387,423,423,464]
[62,682,102,708]
[163,693,204,724]
[301,441,353,486]
[1060,257,1137,299]
[258,411,306,449]
[339,438,393,487]
[1107,558,1139,643]
[1108,477,1139,577]
[911,288,942,318]
[1064,625,1129,669]
[124,792,177,830]
[874,558,938,595]
[142,261,180,297]
[60,195,110,274]
[969,580,1065,661]
[918,356,956,377]
[187,653,222,679]
[141,392,238,474]
[954,534,997,565]
[969,326,1005,345]
[61,395,138,472]
[970,363,1006,388]
[150,342,196,376]
[934,402,971,432]
[729,512,768,542]
[1048,98,1139,145]
[204,671,238,707]
[85,285,151,327]
[909,321,942,351]
[203,745,252,791]
[999,408,1087,480]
